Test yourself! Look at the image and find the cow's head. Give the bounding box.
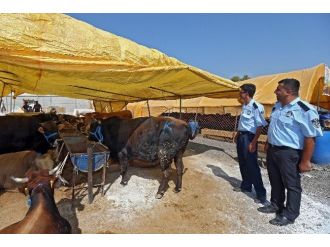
[82,114,96,133]
[187,120,200,140]
[37,120,65,147]
[88,119,103,143]
[11,164,61,197]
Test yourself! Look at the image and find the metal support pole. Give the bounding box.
[179,97,182,119]
[0,83,5,112]
[109,102,113,112]
[101,153,107,196]
[147,100,151,117]
[71,166,76,206]
[195,107,198,122]
[87,144,94,204]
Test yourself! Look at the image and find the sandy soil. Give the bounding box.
[0,136,329,233]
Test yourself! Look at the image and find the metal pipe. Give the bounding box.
[149,86,180,96]
[147,100,151,117]
[87,145,94,204]
[68,85,142,100]
[179,97,182,119]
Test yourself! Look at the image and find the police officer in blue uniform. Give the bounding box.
[258,78,323,226]
[234,84,267,203]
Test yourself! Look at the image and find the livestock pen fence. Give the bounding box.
[162,112,269,145]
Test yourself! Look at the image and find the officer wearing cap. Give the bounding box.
[258,78,323,226]
[233,83,268,203]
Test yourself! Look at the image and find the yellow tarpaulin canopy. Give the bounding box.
[0,13,238,108]
[128,64,329,117]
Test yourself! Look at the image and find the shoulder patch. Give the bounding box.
[252,102,258,109]
[297,101,310,112]
[311,118,320,129]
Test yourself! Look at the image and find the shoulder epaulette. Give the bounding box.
[297,101,310,112]
[252,102,258,109]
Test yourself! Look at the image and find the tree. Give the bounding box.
[230,76,241,82]
[230,75,251,82]
[241,75,250,81]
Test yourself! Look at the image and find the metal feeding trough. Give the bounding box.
[62,135,109,173]
[58,129,110,204]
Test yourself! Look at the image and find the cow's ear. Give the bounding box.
[57,123,65,131]
[38,126,45,134]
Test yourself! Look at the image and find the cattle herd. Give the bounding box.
[0,110,199,234]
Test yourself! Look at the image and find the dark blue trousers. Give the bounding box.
[266,146,302,221]
[236,132,266,199]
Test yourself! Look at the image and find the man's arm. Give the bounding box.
[299,137,315,173]
[233,131,238,143]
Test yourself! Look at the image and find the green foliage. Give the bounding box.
[230,75,251,82]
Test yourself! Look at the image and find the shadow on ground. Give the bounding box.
[207,164,257,201]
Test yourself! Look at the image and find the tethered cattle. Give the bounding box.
[89,116,199,199]
[0,166,71,234]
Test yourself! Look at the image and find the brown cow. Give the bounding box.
[0,166,71,234]
[0,151,54,190]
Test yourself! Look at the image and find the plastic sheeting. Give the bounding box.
[0,13,238,106]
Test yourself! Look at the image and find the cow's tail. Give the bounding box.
[187,121,200,140]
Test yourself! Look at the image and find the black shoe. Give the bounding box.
[269,215,294,226]
[233,187,251,193]
[257,204,278,214]
[255,196,267,204]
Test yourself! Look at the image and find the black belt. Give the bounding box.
[238,131,254,135]
[268,143,299,151]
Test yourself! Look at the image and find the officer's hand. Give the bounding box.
[299,160,312,173]
[248,141,257,153]
[233,132,238,144]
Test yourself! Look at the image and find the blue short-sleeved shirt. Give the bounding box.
[238,99,268,134]
[267,97,323,150]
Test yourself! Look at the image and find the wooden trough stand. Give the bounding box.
[58,129,110,204]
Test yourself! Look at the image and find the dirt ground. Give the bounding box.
[0,136,329,233]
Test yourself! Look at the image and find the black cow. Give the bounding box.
[89,116,199,199]
[0,115,63,155]
[6,112,59,122]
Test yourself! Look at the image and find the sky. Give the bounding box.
[67,14,330,79]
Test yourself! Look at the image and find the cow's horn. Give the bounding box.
[11,176,29,183]
[49,163,61,175]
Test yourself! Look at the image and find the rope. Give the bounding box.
[89,125,104,143]
[55,153,69,185]
[43,132,59,146]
